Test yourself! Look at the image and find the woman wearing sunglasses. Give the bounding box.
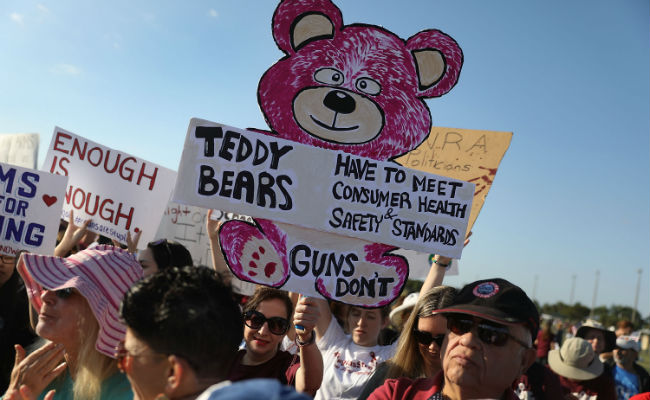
[358,286,457,400]
[228,287,323,396]
[2,245,142,400]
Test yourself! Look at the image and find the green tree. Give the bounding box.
[539,302,647,329]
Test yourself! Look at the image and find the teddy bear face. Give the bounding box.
[259,26,432,161]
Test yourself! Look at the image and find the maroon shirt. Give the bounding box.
[368,372,520,400]
[557,371,617,400]
[513,362,564,399]
[536,330,553,359]
[228,349,300,386]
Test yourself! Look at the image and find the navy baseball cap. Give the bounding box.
[435,278,539,338]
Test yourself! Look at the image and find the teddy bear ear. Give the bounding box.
[406,29,464,98]
[272,0,343,55]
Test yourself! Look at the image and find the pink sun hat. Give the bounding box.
[17,245,143,358]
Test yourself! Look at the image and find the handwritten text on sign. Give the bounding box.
[43,127,177,245]
[174,119,474,257]
[0,162,67,256]
[155,202,253,265]
[397,126,512,233]
[220,219,408,307]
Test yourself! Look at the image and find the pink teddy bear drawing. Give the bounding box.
[219,0,463,306]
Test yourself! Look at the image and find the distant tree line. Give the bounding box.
[403,280,648,330]
[537,301,648,329]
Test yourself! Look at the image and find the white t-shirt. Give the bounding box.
[281,335,299,355]
[314,318,396,400]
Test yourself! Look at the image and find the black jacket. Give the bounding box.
[0,270,38,393]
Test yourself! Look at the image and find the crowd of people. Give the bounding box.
[0,213,648,400]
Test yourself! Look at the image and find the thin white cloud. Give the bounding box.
[36,4,49,13]
[10,13,24,24]
[208,9,218,18]
[52,63,82,75]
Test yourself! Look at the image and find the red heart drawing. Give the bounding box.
[42,195,57,207]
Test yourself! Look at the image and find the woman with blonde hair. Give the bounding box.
[2,245,142,400]
[358,286,457,399]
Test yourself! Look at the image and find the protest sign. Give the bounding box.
[0,133,39,169]
[154,201,256,295]
[0,162,67,256]
[43,127,177,245]
[396,126,512,232]
[174,119,474,258]
[218,219,408,307]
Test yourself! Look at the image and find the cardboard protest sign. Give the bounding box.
[173,119,474,258]
[0,133,39,169]
[0,162,67,256]
[396,127,512,232]
[172,0,467,306]
[43,127,177,245]
[218,219,408,307]
[154,201,257,295]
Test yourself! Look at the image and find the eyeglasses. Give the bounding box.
[55,288,75,299]
[243,310,289,336]
[1,255,16,263]
[114,340,166,374]
[446,314,531,348]
[413,329,445,347]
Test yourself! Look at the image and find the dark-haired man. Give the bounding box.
[119,265,309,400]
[369,278,538,400]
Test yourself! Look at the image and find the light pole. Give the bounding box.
[589,270,600,319]
[632,269,642,324]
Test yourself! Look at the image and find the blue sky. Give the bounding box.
[1,0,648,317]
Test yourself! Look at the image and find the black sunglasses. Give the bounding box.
[446,314,531,348]
[1,255,16,264]
[413,329,445,347]
[243,310,289,336]
[55,288,75,299]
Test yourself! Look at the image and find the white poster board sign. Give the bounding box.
[0,133,39,169]
[154,202,257,295]
[43,127,177,245]
[0,162,67,256]
[218,219,409,307]
[174,119,474,258]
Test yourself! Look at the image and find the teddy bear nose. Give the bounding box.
[323,90,356,114]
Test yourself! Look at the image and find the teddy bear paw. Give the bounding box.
[219,219,290,287]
